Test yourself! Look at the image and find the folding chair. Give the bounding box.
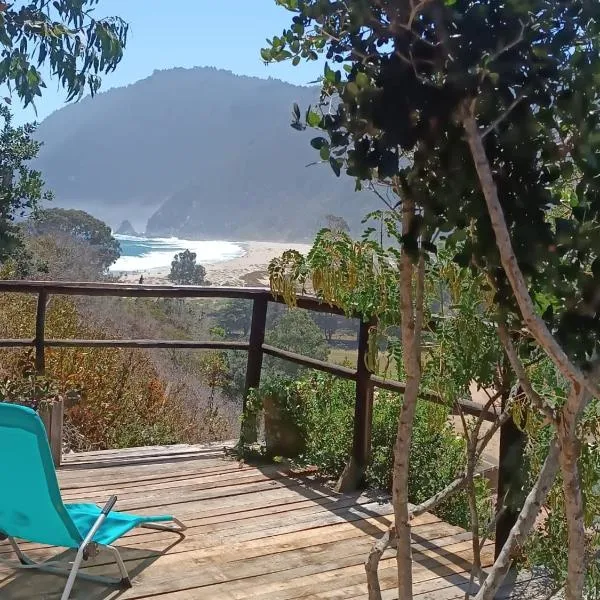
[0,402,186,600]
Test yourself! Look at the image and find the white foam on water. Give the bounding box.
[110,235,245,272]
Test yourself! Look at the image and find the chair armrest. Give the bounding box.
[101,495,118,515]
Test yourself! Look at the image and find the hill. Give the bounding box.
[33,67,374,241]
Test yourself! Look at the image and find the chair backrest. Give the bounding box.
[0,402,83,548]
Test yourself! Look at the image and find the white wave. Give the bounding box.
[110,236,245,272]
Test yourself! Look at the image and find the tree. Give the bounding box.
[29,208,120,270]
[324,214,350,234]
[25,231,111,280]
[0,105,52,265]
[266,309,329,376]
[264,2,600,598]
[0,1,127,271]
[0,1,128,107]
[168,250,206,285]
[213,300,252,338]
[313,312,343,343]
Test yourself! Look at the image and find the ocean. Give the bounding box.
[110,235,245,273]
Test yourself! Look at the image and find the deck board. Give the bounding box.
[0,444,538,599]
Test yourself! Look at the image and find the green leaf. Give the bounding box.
[324,62,336,83]
[307,110,321,127]
[320,145,330,160]
[310,137,327,149]
[355,72,369,88]
[292,55,300,66]
[345,81,359,96]
[260,48,271,62]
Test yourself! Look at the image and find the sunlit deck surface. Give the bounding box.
[0,444,543,599]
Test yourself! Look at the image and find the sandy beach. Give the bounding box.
[118,240,312,287]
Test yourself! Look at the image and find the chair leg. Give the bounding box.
[7,536,29,565]
[60,547,85,600]
[106,545,132,588]
[140,517,187,533]
[1,537,132,600]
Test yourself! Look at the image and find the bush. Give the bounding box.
[249,372,490,529]
[0,294,200,451]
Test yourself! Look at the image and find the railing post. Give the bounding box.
[34,290,47,375]
[336,317,374,492]
[495,385,528,558]
[242,295,268,443]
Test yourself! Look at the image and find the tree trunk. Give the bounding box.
[557,382,587,600]
[366,473,468,600]
[463,109,593,597]
[558,430,586,600]
[474,440,560,600]
[391,195,425,600]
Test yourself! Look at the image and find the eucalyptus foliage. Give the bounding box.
[0,0,128,106]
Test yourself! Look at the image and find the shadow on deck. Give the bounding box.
[0,444,541,599]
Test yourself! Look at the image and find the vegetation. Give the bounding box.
[0,105,52,265]
[265,309,329,369]
[264,1,600,598]
[0,0,128,106]
[168,249,207,285]
[29,208,120,271]
[0,293,198,450]
[247,372,490,530]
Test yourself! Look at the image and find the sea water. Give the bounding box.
[110,235,245,273]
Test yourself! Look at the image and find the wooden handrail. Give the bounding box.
[0,280,348,315]
[44,339,250,350]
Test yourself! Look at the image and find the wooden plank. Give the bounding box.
[45,339,250,350]
[0,281,348,317]
[62,442,235,462]
[262,344,358,379]
[0,492,389,558]
[0,338,33,347]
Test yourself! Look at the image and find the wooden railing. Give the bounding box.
[0,281,516,550]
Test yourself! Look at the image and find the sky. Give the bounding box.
[11,0,323,124]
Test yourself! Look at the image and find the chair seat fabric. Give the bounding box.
[65,504,174,546]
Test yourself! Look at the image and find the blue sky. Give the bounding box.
[11,1,323,123]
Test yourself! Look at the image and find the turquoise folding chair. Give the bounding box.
[0,402,186,600]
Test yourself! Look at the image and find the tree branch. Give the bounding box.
[481,92,527,139]
[366,526,396,600]
[496,321,555,422]
[486,20,526,65]
[474,440,560,600]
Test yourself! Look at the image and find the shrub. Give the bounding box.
[0,293,200,451]
[249,372,490,529]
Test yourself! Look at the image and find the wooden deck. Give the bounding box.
[0,444,542,599]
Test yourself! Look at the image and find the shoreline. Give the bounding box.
[117,240,312,287]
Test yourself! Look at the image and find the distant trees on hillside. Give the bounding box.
[30,208,121,271]
[324,214,350,234]
[266,310,329,376]
[168,250,207,285]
